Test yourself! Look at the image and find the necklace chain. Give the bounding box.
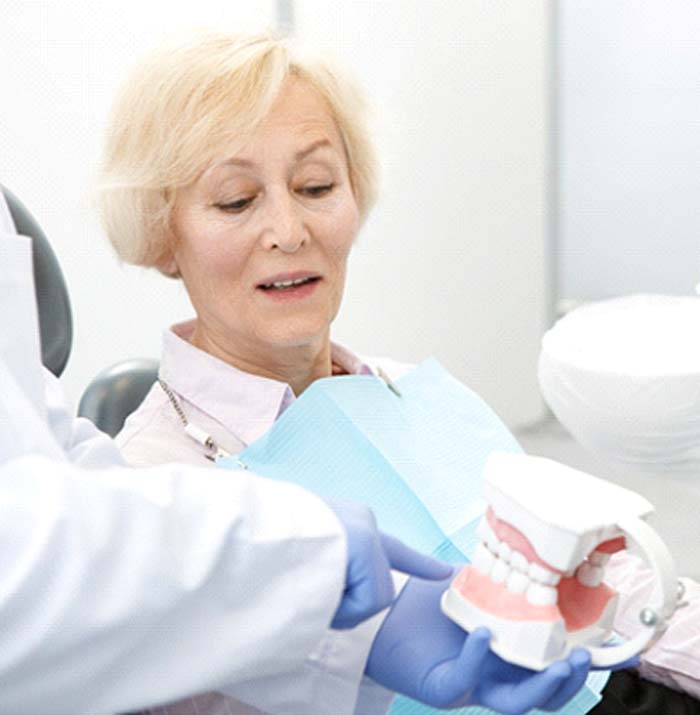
[157,378,234,460]
[158,378,188,427]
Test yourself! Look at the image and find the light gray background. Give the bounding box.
[557,0,700,301]
[1,0,551,428]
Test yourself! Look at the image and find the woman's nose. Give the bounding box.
[261,193,308,253]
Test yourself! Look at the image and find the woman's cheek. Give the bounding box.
[330,208,359,256]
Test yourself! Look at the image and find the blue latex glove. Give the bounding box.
[326,499,453,629]
[366,571,593,713]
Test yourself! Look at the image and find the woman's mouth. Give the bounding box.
[257,275,322,301]
[259,276,319,290]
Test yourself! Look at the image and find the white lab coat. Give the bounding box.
[0,231,379,714]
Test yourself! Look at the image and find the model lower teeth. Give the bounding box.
[527,582,558,606]
[506,570,528,594]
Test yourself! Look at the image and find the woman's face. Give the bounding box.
[167,78,360,361]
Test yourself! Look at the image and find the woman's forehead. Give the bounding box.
[265,77,336,126]
[200,80,347,180]
[239,83,340,149]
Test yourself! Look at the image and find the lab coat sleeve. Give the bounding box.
[43,367,128,468]
[221,573,408,714]
[606,551,700,699]
[221,612,395,715]
[0,453,347,715]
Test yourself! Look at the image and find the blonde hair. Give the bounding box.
[97,32,378,275]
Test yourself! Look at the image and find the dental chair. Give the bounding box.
[1,184,158,437]
[78,358,158,437]
[2,185,72,377]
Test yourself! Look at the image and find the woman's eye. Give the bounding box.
[216,196,254,213]
[301,183,334,197]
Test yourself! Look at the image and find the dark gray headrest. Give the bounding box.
[78,358,160,437]
[1,186,73,377]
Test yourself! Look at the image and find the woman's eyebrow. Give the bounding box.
[214,157,254,169]
[295,138,333,161]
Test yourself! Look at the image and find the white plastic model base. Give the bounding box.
[441,453,679,670]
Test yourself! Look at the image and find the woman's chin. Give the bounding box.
[255,322,331,352]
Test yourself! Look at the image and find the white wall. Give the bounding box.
[2,0,551,428]
[297,0,552,427]
[1,0,276,405]
[558,0,700,302]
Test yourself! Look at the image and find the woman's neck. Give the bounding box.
[190,324,334,396]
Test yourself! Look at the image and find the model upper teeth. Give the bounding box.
[529,562,560,586]
[510,550,528,573]
[472,515,608,607]
[267,277,313,288]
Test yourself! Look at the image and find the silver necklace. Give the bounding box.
[158,378,234,461]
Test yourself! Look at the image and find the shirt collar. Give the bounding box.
[160,319,373,446]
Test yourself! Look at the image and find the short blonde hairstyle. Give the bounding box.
[97,32,378,275]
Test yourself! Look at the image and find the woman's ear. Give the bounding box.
[156,232,181,278]
[158,252,179,277]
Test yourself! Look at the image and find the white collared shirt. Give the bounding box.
[118,319,405,468]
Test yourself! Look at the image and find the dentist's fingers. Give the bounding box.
[420,627,492,707]
[538,648,592,711]
[380,533,454,580]
[482,660,573,715]
[331,546,395,629]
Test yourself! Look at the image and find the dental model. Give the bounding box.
[442,453,681,670]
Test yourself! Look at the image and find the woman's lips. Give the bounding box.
[257,270,320,287]
[256,275,322,302]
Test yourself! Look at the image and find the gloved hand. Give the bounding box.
[366,570,593,713]
[325,499,453,629]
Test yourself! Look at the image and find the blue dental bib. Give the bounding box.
[218,358,608,714]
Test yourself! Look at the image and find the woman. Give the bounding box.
[99,32,699,715]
